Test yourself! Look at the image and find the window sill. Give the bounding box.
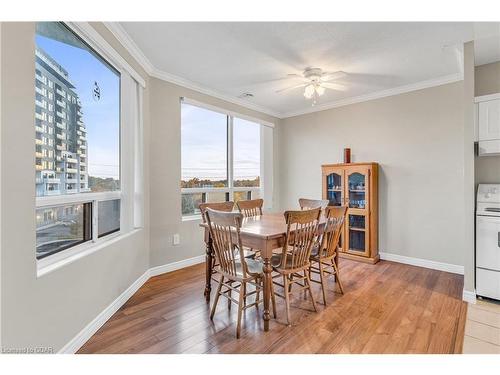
[182,215,202,222]
[36,228,143,278]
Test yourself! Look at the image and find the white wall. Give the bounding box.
[148,78,281,268]
[279,82,466,268]
[0,22,151,352]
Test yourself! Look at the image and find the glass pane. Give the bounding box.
[233,118,260,188]
[349,230,365,252]
[250,190,261,200]
[98,199,120,238]
[234,191,252,203]
[326,173,342,206]
[205,191,229,203]
[36,202,91,259]
[181,103,228,188]
[348,172,366,209]
[349,214,365,229]
[35,22,120,198]
[181,193,204,216]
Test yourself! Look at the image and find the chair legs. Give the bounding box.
[236,284,245,339]
[210,275,224,320]
[331,258,344,294]
[283,275,292,327]
[211,275,265,338]
[318,261,327,305]
[309,257,344,306]
[305,273,317,312]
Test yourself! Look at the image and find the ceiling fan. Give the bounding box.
[275,68,347,105]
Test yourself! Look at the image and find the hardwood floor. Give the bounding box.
[77,259,467,354]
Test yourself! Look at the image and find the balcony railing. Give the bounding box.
[44,178,60,184]
[66,168,78,174]
[35,87,46,96]
[56,122,66,130]
[45,190,61,196]
[66,157,78,164]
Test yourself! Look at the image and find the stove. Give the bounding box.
[476,184,500,300]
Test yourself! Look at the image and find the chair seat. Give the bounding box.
[236,258,264,277]
[271,253,301,270]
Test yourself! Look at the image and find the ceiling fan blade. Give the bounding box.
[275,83,308,93]
[321,71,347,82]
[322,82,347,91]
[249,73,308,86]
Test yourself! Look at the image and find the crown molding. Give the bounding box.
[103,22,155,76]
[103,22,282,119]
[149,67,282,118]
[281,72,464,118]
[103,22,464,120]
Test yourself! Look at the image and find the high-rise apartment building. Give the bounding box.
[35,47,89,197]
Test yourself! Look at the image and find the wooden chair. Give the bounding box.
[309,206,347,305]
[199,202,255,284]
[298,198,329,210]
[236,198,264,217]
[205,208,272,338]
[271,208,321,326]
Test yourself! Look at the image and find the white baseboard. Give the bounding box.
[462,289,477,304]
[59,270,150,354]
[379,252,464,275]
[59,254,205,353]
[149,254,205,277]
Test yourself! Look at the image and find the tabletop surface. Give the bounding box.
[200,211,326,240]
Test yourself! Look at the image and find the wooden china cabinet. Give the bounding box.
[322,162,379,264]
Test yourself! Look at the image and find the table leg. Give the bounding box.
[263,255,272,332]
[204,237,213,303]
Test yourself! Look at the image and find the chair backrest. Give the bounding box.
[199,201,234,223]
[320,206,347,258]
[236,198,263,217]
[205,208,247,279]
[278,208,321,270]
[298,198,329,210]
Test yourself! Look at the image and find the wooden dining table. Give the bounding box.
[200,211,332,332]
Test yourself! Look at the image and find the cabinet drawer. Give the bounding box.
[477,268,500,301]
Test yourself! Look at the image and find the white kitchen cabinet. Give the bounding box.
[478,98,500,141]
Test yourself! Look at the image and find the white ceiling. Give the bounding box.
[116,22,500,118]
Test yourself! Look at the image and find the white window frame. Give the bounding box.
[36,22,145,275]
[180,97,273,219]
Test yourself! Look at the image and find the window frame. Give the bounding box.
[35,22,145,274]
[180,98,273,219]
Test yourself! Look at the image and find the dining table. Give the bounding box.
[200,211,332,332]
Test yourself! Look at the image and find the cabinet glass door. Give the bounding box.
[347,171,367,209]
[346,213,369,255]
[326,171,343,206]
[345,167,370,256]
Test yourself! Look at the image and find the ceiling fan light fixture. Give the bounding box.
[316,85,325,96]
[304,84,315,99]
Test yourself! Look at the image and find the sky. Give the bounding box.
[181,103,260,181]
[36,23,120,180]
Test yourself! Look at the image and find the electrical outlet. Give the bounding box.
[172,233,180,246]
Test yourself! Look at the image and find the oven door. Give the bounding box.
[476,215,500,271]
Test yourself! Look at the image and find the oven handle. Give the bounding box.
[498,232,500,248]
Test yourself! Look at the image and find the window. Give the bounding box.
[181,100,264,217]
[34,22,143,266]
